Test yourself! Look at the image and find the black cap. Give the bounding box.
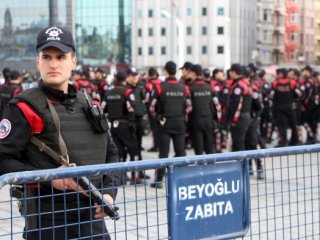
[230,64,244,75]
[179,61,193,70]
[212,68,223,78]
[190,64,203,76]
[2,67,11,78]
[203,68,211,78]
[303,65,313,73]
[127,67,139,76]
[10,70,21,80]
[114,71,127,82]
[148,67,158,77]
[164,61,177,75]
[94,67,104,73]
[36,26,75,53]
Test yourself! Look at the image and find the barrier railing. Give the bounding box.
[0,144,319,239]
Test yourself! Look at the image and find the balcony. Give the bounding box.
[286,2,301,13]
[274,4,286,15]
[273,44,285,53]
[285,41,299,51]
[286,22,300,32]
[275,25,286,34]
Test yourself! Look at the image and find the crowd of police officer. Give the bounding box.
[1,62,320,187]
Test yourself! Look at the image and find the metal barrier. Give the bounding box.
[0,144,319,239]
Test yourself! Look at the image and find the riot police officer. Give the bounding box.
[0,70,23,118]
[189,64,219,155]
[227,64,252,151]
[149,61,192,188]
[105,71,141,184]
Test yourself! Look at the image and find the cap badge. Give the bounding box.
[45,27,63,41]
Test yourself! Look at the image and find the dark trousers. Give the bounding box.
[190,116,214,155]
[135,116,144,159]
[148,113,159,148]
[24,204,110,240]
[245,118,263,169]
[155,120,186,182]
[111,121,139,181]
[274,105,298,146]
[230,113,251,151]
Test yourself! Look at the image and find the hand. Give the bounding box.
[51,178,89,196]
[94,194,114,218]
[51,166,88,196]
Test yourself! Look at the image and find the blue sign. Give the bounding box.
[167,161,250,240]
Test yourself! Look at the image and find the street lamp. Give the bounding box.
[160,8,185,68]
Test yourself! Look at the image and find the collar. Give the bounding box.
[39,80,77,103]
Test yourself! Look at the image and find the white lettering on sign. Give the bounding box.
[185,201,234,221]
[177,178,241,221]
[178,179,240,200]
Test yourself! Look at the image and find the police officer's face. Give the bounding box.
[37,47,76,92]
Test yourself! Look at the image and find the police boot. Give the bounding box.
[150,169,164,189]
[257,163,265,180]
[130,171,142,185]
[139,170,150,179]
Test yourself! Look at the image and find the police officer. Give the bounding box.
[227,64,252,151]
[271,68,302,146]
[211,69,226,152]
[73,68,98,96]
[0,70,23,118]
[244,66,264,179]
[301,66,317,144]
[179,61,193,85]
[258,69,273,143]
[144,67,161,152]
[126,67,146,159]
[189,64,219,155]
[149,61,192,188]
[105,71,141,184]
[2,67,11,84]
[0,26,119,239]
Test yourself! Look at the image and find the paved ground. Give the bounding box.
[0,134,319,239]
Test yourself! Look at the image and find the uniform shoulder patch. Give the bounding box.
[129,93,135,101]
[0,119,12,139]
[234,87,241,95]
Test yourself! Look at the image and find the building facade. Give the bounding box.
[0,0,131,73]
[316,0,320,63]
[257,0,274,65]
[75,0,132,66]
[131,0,231,70]
[230,0,258,65]
[271,0,315,65]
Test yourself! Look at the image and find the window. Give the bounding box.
[148,28,154,37]
[202,26,207,35]
[161,27,166,36]
[148,46,154,55]
[161,46,166,55]
[202,46,207,54]
[187,7,192,16]
[138,47,142,56]
[217,7,224,16]
[187,26,192,35]
[187,46,192,54]
[138,28,142,37]
[148,9,153,18]
[137,10,143,18]
[217,26,224,35]
[202,7,207,16]
[263,9,268,21]
[217,46,224,54]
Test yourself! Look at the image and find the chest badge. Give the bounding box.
[113,120,119,128]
